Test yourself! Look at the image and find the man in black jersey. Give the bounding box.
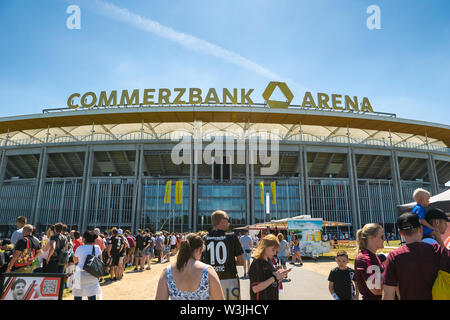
[202,210,244,300]
[107,227,125,281]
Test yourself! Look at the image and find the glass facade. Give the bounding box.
[0,179,35,225]
[309,179,352,228]
[141,178,189,232]
[86,178,134,230]
[40,178,82,229]
[253,179,302,224]
[0,149,448,237]
[198,181,246,230]
[358,180,397,230]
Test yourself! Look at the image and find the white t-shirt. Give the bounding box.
[170,235,177,245]
[74,244,102,269]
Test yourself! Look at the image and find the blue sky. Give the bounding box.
[0,0,449,125]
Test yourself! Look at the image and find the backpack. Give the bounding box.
[14,237,36,268]
[55,235,70,266]
[432,270,450,300]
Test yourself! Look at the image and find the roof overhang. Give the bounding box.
[1,106,449,145]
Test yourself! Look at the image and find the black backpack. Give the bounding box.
[54,234,70,266]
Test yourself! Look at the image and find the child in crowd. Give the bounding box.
[328,251,359,300]
[412,188,443,245]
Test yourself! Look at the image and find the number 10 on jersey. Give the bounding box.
[207,241,227,265]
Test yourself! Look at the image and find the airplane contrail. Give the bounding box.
[87,0,283,80]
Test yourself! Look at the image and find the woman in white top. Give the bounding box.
[38,225,55,271]
[155,233,224,300]
[72,230,103,300]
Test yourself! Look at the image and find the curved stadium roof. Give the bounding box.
[0,106,449,147]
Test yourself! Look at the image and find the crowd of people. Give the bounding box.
[0,216,190,300]
[1,187,449,300]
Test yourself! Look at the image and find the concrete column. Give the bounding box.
[250,158,255,225]
[390,150,403,205]
[130,146,140,233]
[135,145,144,231]
[32,148,48,227]
[298,145,307,215]
[245,141,250,225]
[0,150,6,192]
[81,146,94,231]
[188,139,194,232]
[193,162,198,232]
[427,153,439,195]
[78,147,90,230]
[347,148,361,235]
[303,148,311,215]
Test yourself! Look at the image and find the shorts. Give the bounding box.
[144,247,152,256]
[279,256,287,266]
[110,253,121,267]
[134,249,144,258]
[127,247,135,256]
[243,251,252,261]
[293,246,300,253]
[164,246,170,254]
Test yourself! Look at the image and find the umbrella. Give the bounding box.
[397,189,450,216]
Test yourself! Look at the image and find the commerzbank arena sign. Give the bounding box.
[67,81,375,113]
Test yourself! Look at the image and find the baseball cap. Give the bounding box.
[118,228,123,235]
[425,208,449,223]
[397,212,421,230]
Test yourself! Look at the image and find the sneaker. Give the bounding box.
[133,267,139,272]
[299,263,303,267]
[146,267,151,270]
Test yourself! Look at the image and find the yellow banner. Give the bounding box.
[164,181,172,204]
[271,181,276,204]
[260,182,264,205]
[175,181,183,204]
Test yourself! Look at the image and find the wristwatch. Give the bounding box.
[272,274,278,282]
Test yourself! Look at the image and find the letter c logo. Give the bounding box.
[67,93,80,109]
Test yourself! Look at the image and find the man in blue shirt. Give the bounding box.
[239,229,252,278]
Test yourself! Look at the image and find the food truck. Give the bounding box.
[238,215,334,260]
[286,216,330,260]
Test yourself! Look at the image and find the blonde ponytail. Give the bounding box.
[356,223,383,253]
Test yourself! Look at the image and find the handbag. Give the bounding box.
[83,245,105,278]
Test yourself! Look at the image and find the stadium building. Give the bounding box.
[0,84,449,236]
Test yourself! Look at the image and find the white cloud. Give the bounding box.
[89,0,282,81]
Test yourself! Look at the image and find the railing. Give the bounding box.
[1,132,449,154]
[42,103,397,118]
